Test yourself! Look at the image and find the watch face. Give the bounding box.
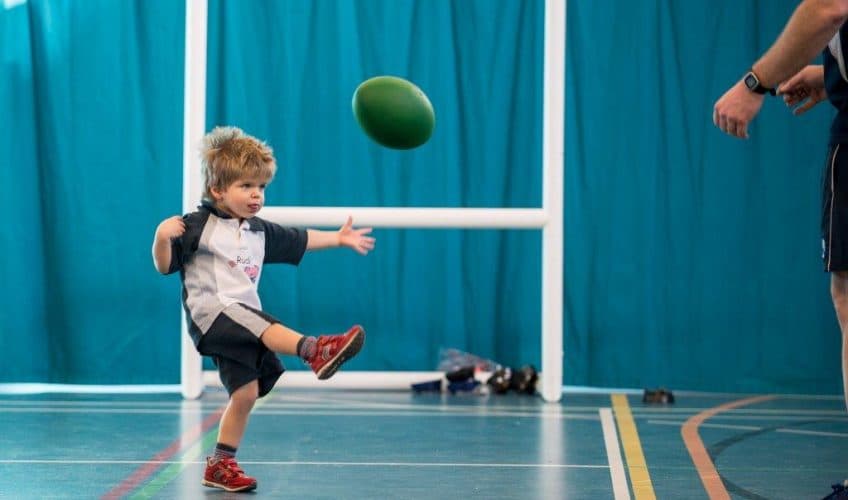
[744,73,758,90]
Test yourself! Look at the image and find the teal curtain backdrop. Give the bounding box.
[204,0,543,374]
[1,0,185,383]
[0,0,839,394]
[1,0,543,384]
[565,0,839,393]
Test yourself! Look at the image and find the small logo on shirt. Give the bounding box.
[228,258,259,282]
[244,265,259,282]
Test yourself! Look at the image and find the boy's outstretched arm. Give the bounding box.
[153,216,186,274]
[307,216,375,255]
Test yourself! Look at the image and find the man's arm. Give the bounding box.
[753,0,848,88]
[714,0,848,138]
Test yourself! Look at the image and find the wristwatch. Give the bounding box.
[743,70,775,96]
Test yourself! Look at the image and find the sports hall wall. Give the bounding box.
[0,0,838,394]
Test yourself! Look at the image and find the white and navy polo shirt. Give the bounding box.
[166,202,308,346]
[825,22,848,144]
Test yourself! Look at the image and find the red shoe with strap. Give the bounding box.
[202,457,257,492]
[308,325,365,380]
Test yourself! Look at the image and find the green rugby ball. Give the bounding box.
[352,76,435,150]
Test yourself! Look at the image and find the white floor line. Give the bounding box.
[260,408,599,419]
[644,414,848,422]
[0,406,601,419]
[274,393,576,413]
[214,460,608,468]
[0,399,586,414]
[0,395,585,413]
[0,408,195,414]
[0,383,841,401]
[776,428,848,438]
[630,407,848,416]
[0,398,844,416]
[600,408,631,500]
[651,391,843,401]
[0,400,204,407]
[0,458,608,468]
[647,419,848,438]
[0,384,181,394]
[647,419,762,431]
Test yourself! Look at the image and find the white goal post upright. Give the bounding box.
[181,0,566,402]
[541,0,565,403]
[181,0,207,399]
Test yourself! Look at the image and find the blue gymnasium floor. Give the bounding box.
[1,387,847,499]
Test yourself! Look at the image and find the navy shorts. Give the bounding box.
[822,144,848,272]
[197,303,285,397]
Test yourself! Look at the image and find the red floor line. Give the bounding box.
[681,395,775,500]
[100,404,226,500]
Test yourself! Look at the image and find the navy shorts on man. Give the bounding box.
[822,144,848,271]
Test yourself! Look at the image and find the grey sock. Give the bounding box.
[213,442,236,460]
[297,336,317,361]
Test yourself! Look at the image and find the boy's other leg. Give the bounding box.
[218,380,259,447]
[203,380,258,492]
[831,271,848,412]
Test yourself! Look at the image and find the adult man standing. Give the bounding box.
[713,2,848,497]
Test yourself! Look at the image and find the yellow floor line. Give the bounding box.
[611,394,656,500]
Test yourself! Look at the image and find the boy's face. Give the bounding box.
[211,176,268,219]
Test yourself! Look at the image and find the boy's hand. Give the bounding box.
[156,216,186,241]
[339,216,375,255]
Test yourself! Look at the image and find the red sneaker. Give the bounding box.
[202,457,257,492]
[308,325,365,380]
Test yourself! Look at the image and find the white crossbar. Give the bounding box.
[258,207,548,229]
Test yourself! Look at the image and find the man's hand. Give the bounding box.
[778,64,826,115]
[713,80,766,139]
[338,216,375,255]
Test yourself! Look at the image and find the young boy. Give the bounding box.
[152,126,375,492]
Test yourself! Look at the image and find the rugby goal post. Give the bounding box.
[181,0,565,402]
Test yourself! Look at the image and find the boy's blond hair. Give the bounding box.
[200,126,276,201]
